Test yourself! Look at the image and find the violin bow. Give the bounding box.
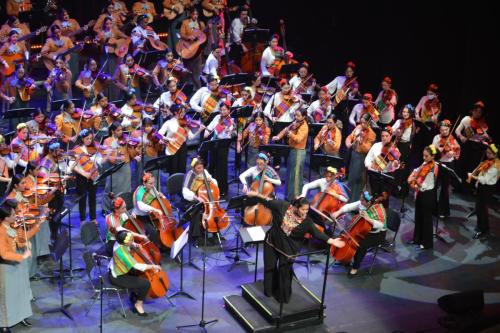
[308,206,360,248]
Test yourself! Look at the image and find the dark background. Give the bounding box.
[3,0,499,139]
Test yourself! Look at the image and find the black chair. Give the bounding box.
[82,251,127,318]
[80,221,106,255]
[165,173,186,220]
[368,208,401,274]
[118,192,134,212]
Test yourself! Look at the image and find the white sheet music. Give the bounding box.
[246,226,266,242]
[170,226,190,259]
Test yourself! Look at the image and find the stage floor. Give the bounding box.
[10,155,500,333]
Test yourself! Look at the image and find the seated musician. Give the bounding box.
[0,201,37,332]
[307,86,332,123]
[313,115,342,157]
[239,152,281,194]
[182,157,218,247]
[332,191,386,277]
[44,56,73,100]
[40,24,74,71]
[244,191,344,302]
[108,230,161,316]
[1,64,37,110]
[189,74,222,123]
[237,111,270,166]
[300,166,348,204]
[0,30,28,66]
[158,103,204,175]
[260,34,292,77]
[131,14,160,56]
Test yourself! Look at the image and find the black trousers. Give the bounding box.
[396,141,412,199]
[263,239,294,303]
[136,215,160,248]
[458,141,486,192]
[476,183,495,233]
[413,189,436,249]
[229,43,244,66]
[186,202,203,239]
[49,190,65,240]
[106,240,115,257]
[352,231,386,269]
[109,271,150,301]
[437,161,454,216]
[76,174,97,222]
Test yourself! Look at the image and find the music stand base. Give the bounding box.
[177,319,218,332]
[226,254,255,272]
[168,290,196,300]
[43,303,73,320]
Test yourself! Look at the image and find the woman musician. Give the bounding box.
[300,166,348,204]
[131,118,164,179]
[113,54,151,99]
[152,50,189,90]
[9,123,43,173]
[307,86,332,123]
[108,230,161,317]
[239,152,281,194]
[432,119,460,218]
[1,64,37,111]
[74,58,109,106]
[153,77,188,113]
[182,157,219,247]
[237,111,271,167]
[468,143,499,240]
[407,145,439,250]
[313,115,342,157]
[349,93,379,129]
[415,83,441,155]
[43,55,73,101]
[289,62,316,95]
[259,34,293,77]
[331,191,386,277]
[243,191,343,302]
[374,77,397,126]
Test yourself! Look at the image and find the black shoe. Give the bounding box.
[20,319,32,327]
[132,307,148,317]
[473,232,483,239]
[1,328,12,333]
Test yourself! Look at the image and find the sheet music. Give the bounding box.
[246,226,266,242]
[170,226,190,259]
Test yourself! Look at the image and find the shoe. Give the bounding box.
[30,274,40,281]
[347,270,358,279]
[1,328,12,333]
[439,215,446,219]
[473,232,483,239]
[20,319,32,327]
[132,306,148,317]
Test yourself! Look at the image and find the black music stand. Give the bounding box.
[366,170,401,195]
[260,75,280,88]
[242,28,270,44]
[308,123,324,138]
[308,154,344,181]
[219,73,250,86]
[229,105,254,119]
[301,93,313,104]
[198,138,233,182]
[43,229,73,320]
[239,224,271,282]
[270,121,292,137]
[226,195,254,272]
[260,144,291,173]
[202,110,220,126]
[144,154,173,189]
[134,50,167,67]
[1,107,36,131]
[93,162,125,186]
[182,202,203,271]
[168,226,196,301]
[434,162,462,243]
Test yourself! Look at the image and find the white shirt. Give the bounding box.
[203,52,219,76]
[189,87,220,114]
[349,103,364,127]
[336,200,385,232]
[131,25,158,47]
[364,142,398,173]
[120,103,134,128]
[260,46,275,76]
[326,75,346,95]
[478,163,498,186]
[307,99,332,122]
[154,90,176,108]
[455,116,489,143]
[374,89,397,124]
[158,117,198,155]
[413,163,436,192]
[289,76,315,95]
[392,119,412,143]
[300,178,348,202]
[239,166,281,187]
[206,114,235,139]
[431,134,458,163]
[182,169,217,201]
[230,18,245,45]
[263,92,300,122]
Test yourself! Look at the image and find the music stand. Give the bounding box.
[260,144,291,171]
[239,224,271,282]
[93,162,125,186]
[144,154,173,189]
[182,202,203,271]
[202,111,220,126]
[435,162,462,243]
[366,170,401,195]
[198,138,233,176]
[43,229,73,320]
[229,105,254,119]
[1,107,36,130]
[219,73,250,87]
[270,121,292,137]
[279,63,300,76]
[168,226,196,301]
[134,50,167,67]
[308,154,344,181]
[260,75,280,88]
[301,93,313,104]
[225,195,254,271]
[242,28,270,44]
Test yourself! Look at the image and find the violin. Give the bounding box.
[128,64,151,77]
[178,115,202,130]
[132,101,155,114]
[197,171,230,233]
[72,108,95,120]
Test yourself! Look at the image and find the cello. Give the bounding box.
[310,184,346,233]
[149,186,184,249]
[130,244,170,298]
[197,171,230,233]
[243,170,273,226]
[123,210,161,264]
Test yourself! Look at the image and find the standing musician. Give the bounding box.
[202,46,222,78]
[71,129,102,225]
[153,77,187,110]
[131,14,163,56]
[54,100,80,143]
[0,136,14,194]
[260,34,292,77]
[243,191,344,302]
[392,104,416,208]
[9,123,43,172]
[307,86,332,123]
[182,157,218,246]
[120,92,142,131]
[374,77,397,126]
[345,113,376,202]
[407,145,439,250]
[40,24,75,71]
[131,172,164,247]
[179,8,207,90]
[159,103,204,175]
[0,202,37,332]
[90,93,117,138]
[432,119,460,218]
[26,109,50,136]
[204,101,235,197]
[229,8,250,66]
[132,0,158,18]
[272,108,309,201]
[349,93,379,128]
[131,119,164,179]
[455,101,490,191]
[75,58,107,106]
[264,80,302,123]
[239,152,281,193]
[43,56,72,100]
[468,143,499,240]
[365,126,400,205]
[1,64,37,110]
[300,166,348,205]
[94,1,127,33]
[108,230,161,317]
[163,0,189,50]
[237,111,271,166]
[0,16,30,42]
[152,50,188,89]
[415,83,441,147]
[47,8,87,41]
[190,74,224,123]
[105,195,147,255]
[5,0,32,17]
[0,30,28,71]
[232,86,256,139]
[313,115,342,157]
[113,54,151,99]
[331,191,386,277]
[289,62,316,95]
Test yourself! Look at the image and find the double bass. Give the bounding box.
[197,171,230,233]
[310,178,346,233]
[149,186,184,249]
[123,210,161,264]
[130,244,169,298]
[243,170,273,226]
